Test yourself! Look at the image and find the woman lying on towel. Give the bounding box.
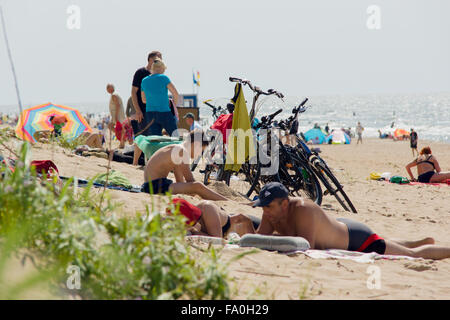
[405,146,450,183]
[168,198,260,238]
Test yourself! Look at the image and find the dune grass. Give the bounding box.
[0,134,230,300]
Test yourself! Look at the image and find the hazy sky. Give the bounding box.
[1,0,449,109]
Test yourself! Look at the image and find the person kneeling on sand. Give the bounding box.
[405,146,450,183]
[142,130,229,201]
[233,182,450,260]
[168,198,260,238]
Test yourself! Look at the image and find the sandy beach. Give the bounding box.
[2,131,448,300]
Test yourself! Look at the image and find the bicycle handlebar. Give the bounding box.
[203,101,217,110]
[256,108,283,129]
[298,98,308,108]
[229,77,284,99]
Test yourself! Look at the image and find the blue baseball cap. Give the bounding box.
[252,182,289,207]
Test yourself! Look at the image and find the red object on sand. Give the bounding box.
[169,198,202,226]
[31,160,59,175]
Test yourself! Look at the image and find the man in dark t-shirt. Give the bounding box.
[130,51,162,165]
[410,128,418,157]
[131,51,162,132]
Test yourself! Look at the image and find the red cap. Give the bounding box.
[169,198,202,225]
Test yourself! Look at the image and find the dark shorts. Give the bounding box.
[411,141,417,148]
[418,171,435,183]
[142,178,173,194]
[144,111,178,137]
[221,215,261,235]
[130,119,139,136]
[337,218,386,254]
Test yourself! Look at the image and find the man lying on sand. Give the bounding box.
[169,198,260,238]
[235,182,450,260]
[143,130,228,201]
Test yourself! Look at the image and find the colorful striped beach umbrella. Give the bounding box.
[15,103,92,142]
[394,128,409,138]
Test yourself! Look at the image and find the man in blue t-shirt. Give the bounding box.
[141,59,180,136]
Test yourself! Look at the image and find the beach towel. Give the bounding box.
[134,135,183,160]
[291,249,421,263]
[60,176,142,193]
[220,245,421,263]
[384,180,450,187]
[93,170,132,189]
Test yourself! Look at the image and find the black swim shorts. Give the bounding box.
[142,178,173,194]
[337,218,386,254]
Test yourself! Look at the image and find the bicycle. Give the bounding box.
[201,77,285,186]
[277,104,358,213]
[246,104,323,205]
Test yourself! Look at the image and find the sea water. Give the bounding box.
[2,92,449,143]
[199,92,450,143]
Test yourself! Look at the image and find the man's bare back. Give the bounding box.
[142,139,229,201]
[144,144,192,183]
[260,198,349,250]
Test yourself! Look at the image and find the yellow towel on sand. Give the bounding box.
[225,83,256,172]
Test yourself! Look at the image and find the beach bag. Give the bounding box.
[389,176,410,184]
[31,160,59,175]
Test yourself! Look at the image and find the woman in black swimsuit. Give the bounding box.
[186,200,261,238]
[405,146,450,183]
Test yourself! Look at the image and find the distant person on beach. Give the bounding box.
[169,198,260,238]
[106,84,129,148]
[142,130,228,201]
[410,128,418,157]
[378,130,388,139]
[131,51,163,164]
[78,132,104,149]
[183,113,202,131]
[356,122,364,144]
[141,59,180,137]
[49,115,67,137]
[233,182,450,260]
[405,146,450,183]
[325,123,329,134]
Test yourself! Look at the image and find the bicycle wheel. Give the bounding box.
[311,157,357,213]
[241,162,261,198]
[279,157,322,205]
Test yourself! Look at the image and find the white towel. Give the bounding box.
[289,249,421,263]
